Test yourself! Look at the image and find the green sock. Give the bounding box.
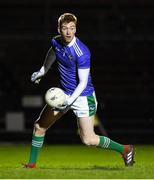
[28,134,45,164]
[98,136,124,154]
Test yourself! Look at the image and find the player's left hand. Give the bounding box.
[55,100,70,111]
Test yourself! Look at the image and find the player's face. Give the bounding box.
[59,22,76,43]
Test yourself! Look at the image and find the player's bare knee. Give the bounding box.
[81,136,97,146]
[34,123,47,135]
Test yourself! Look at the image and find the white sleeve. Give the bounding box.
[66,68,90,105]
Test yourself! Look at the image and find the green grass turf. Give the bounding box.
[0,144,154,179]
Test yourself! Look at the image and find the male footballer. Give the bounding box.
[23,13,135,168]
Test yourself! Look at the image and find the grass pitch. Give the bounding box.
[0,144,154,179]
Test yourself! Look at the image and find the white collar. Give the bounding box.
[67,36,76,47]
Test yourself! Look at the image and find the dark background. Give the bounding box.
[0,0,154,144]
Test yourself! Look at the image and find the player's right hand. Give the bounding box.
[31,67,45,84]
